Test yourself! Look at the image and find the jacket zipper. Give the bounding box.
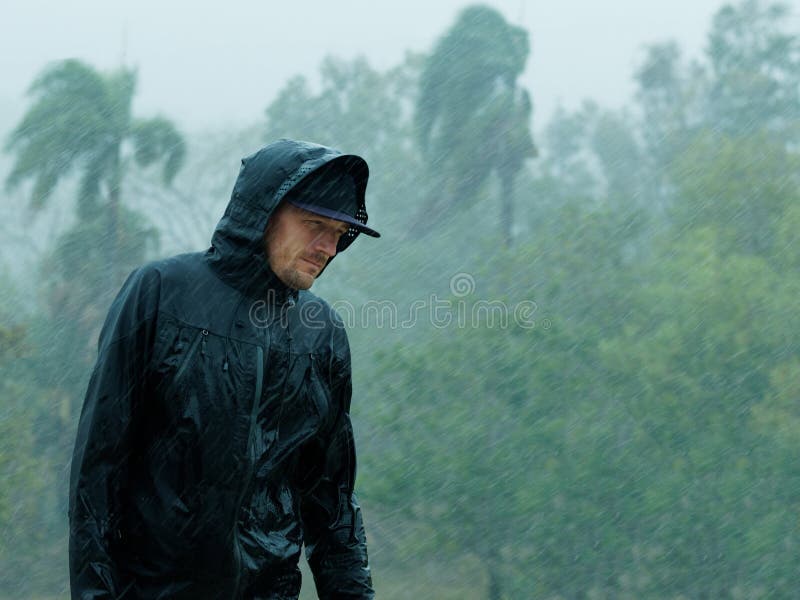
[232,340,266,598]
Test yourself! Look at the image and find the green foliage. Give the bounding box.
[670,131,800,257]
[535,102,645,208]
[635,0,800,211]
[0,320,34,527]
[356,2,800,596]
[412,5,535,242]
[0,58,183,595]
[634,41,707,175]
[4,58,185,221]
[708,0,800,138]
[265,55,419,162]
[5,59,113,212]
[130,117,186,184]
[37,206,160,398]
[360,302,543,595]
[0,278,61,594]
[595,228,800,595]
[415,5,528,153]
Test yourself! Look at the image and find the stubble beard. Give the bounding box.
[282,262,315,290]
[289,269,314,290]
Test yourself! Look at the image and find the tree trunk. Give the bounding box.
[107,147,123,291]
[406,174,452,240]
[500,172,515,248]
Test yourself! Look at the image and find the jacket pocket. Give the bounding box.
[161,327,207,401]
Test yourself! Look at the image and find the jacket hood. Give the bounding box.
[204,139,371,299]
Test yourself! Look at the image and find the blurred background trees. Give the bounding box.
[1,59,185,595]
[413,5,536,245]
[2,1,800,598]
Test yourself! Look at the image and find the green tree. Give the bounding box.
[707,0,800,139]
[265,55,420,164]
[357,196,645,597]
[1,61,186,594]
[532,101,645,209]
[359,3,800,596]
[5,58,185,285]
[669,130,800,258]
[596,223,800,597]
[4,58,183,428]
[634,42,706,185]
[634,0,800,214]
[413,4,536,245]
[0,276,57,594]
[361,304,543,600]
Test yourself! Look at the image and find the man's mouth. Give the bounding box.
[302,258,323,270]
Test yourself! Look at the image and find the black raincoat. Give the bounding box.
[69,140,375,599]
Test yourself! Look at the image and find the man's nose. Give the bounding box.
[313,232,338,258]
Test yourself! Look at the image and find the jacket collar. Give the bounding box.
[203,235,298,305]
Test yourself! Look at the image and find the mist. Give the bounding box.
[2,0,799,598]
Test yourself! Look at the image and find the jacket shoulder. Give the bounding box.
[143,252,208,288]
[134,252,242,329]
[142,252,226,312]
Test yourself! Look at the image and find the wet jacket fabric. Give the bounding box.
[68,140,375,599]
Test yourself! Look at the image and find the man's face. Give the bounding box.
[263,202,350,290]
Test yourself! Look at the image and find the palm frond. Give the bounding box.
[130,117,185,185]
[4,59,115,209]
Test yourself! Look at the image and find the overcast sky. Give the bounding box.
[2,0,797,136]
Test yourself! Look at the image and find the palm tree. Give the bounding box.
[5,58,185,284]
[3,60,186,533]
[413,5,536,246]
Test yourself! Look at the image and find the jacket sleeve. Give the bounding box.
[300,336,375,600]
[68,266,160,600]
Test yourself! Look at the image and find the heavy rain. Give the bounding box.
[1,0,798,598]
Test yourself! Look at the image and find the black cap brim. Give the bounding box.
[288,200,381,238]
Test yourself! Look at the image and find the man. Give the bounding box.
[69,139,379,599]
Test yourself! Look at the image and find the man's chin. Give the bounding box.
[286,269,315,291]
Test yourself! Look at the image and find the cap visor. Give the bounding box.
[289,200,381,237]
